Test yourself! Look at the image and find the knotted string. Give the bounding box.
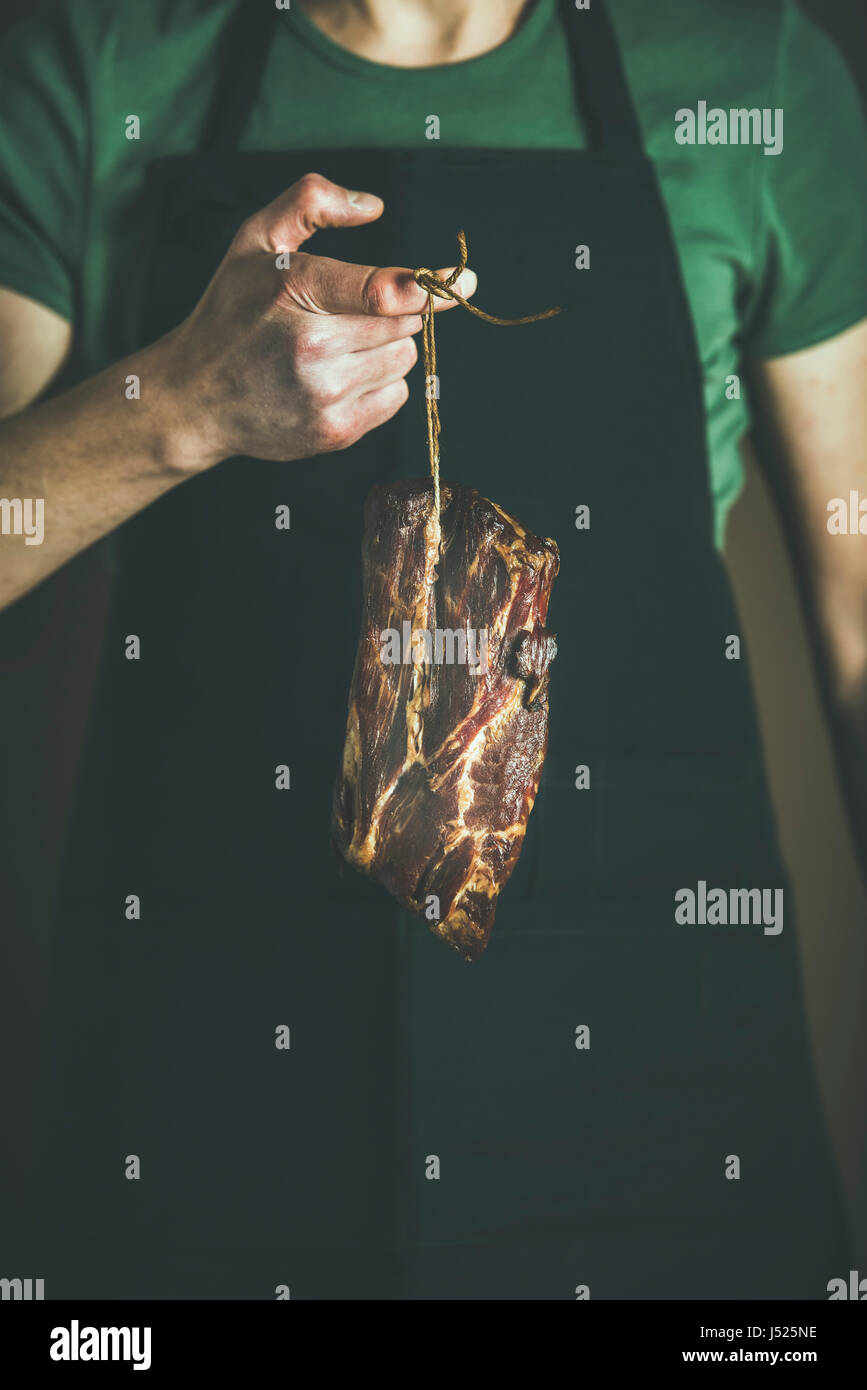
[413,230,561,520]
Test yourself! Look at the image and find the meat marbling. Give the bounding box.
[331,479,559,961]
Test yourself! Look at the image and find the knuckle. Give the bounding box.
[362,271,397,318]
[295,364,341,412]
[293,328,329,362]
[314,408,353,453]
[371,380,407,425]
[294,171,328,204]
[313,373,344,408]
[400,336,419,371]
[379,379,409,421]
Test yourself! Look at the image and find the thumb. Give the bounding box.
[233,172,383,255]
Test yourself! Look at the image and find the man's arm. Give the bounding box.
[0,293,211,608]
[0,173,475,612]
[748,317,867,869]
[0,289,71,417]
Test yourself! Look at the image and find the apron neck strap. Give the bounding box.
[559,0,644,154]
[206,1,278,153]
[206,0,643,157]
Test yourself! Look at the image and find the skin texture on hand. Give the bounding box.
[161,173,476,471]
[0,173,475,609]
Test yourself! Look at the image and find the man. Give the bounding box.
[1,0,865,1299]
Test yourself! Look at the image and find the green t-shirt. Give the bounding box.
[1,0,866,547]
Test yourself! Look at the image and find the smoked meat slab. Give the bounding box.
[332,479,559,961]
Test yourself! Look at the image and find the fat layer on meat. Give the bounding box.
[332,479,559,961]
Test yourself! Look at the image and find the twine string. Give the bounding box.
[413,230,561,521]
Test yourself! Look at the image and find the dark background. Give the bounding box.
[1,0,866,1285]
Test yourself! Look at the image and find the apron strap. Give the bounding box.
[559,0,645,154]
[205,1,279,153]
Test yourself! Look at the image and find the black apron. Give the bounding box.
[43,0,847,1299]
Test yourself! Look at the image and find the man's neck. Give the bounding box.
[296,0,536,67]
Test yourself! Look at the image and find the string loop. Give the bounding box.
[412,231,561,522]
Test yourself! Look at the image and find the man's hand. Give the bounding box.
[0,173,475,609]
[156,172,476,472]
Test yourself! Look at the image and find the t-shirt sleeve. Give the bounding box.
[0,2,89,322]
[740,0,867,360]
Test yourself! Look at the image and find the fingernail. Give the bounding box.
[433,267,477,296]
[348,190,382,211]
[454,268,477,296]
